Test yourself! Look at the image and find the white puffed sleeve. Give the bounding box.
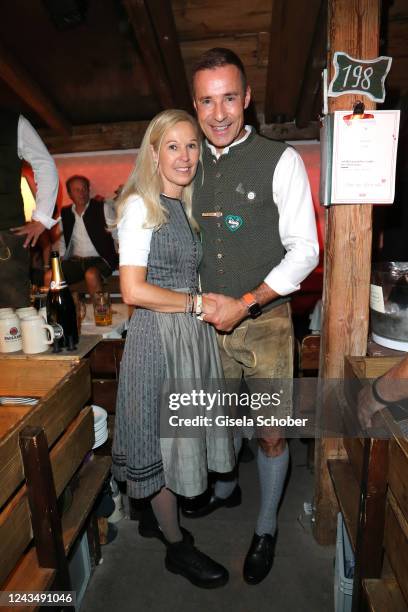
[118,195,153,267]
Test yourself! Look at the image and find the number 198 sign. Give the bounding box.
[328,52,392,103]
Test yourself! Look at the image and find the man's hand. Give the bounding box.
[11,220,46,248]
[357,384,384,430]
[202,293,247,332]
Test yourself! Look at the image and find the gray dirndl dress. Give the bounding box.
[112,195,235,499]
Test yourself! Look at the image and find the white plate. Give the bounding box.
[92,405,108,424]
[94,427,108,441]
[92,429,108,449]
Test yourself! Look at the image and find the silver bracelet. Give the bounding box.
[195,293,203,317]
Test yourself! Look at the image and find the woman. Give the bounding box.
[112,110,235,588]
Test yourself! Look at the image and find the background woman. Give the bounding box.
[112,110,235,588]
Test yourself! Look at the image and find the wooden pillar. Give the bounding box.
[313,0,380,544]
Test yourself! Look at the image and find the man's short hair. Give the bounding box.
[66,175,90,195]
[191,48,247,92]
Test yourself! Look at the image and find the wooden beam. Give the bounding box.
[0,42,71,137]
[264,0,321,123]
[260,120,319,141]
[40,120,150,154]
[123,0,173,109]
[39,118,319,154]
[313,0,380,546]
[295,0,327,128]
[145,0,192,112]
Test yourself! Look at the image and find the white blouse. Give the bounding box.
[118,195,153,267]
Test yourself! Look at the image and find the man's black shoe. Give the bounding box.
[165,540,229,589]
[181,485,241,519]
[138,506,193,545]
[243,532,278,585]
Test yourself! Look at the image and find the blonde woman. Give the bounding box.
[112,110,234,588]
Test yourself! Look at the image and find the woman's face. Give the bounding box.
[153,121,200,198]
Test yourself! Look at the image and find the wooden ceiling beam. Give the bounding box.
[264,0,321,124]
[0,42,71,136]
[145,0,193,112]
[39,118,319,155]
[295,0,327,128]
[123,0,173,110]
[39,121,150,154]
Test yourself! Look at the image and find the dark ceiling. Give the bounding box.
[0,0,407,152]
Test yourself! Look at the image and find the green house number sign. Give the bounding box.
[328,52,392,103]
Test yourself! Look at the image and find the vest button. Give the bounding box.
[217,253,223,259]
[215,172,222,178]
[218,269,224,275]
[216,238,222,243]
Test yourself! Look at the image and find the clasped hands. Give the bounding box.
[201,292,247,332]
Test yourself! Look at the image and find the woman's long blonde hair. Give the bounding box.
[117,109,201,230]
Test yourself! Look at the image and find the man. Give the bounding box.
[58,175,118,296]
[0,110,58,307]
[185,48,319,584]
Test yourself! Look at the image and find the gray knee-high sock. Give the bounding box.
[255,443,289,536]
[214,434,242,499]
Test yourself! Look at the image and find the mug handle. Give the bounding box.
[43,323,55,345]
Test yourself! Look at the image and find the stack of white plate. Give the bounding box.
[92,405,108,449]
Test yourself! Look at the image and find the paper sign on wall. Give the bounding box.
[320,110,400,205]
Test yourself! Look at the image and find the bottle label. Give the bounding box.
[50,280,68,290]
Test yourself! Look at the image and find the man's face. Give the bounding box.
[193,64,251,153]
[68,178,90,208]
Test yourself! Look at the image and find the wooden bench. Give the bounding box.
[0,357,111,609]
[362,433,408,611]
[327,356,404,611]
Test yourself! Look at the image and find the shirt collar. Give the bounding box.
[72,200,90,216]
[205,125,252,159]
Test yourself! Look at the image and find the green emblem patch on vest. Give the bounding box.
[225,215,243,232]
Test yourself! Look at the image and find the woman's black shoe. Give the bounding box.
[181,485,241,518]
[165,540,229,589]
[138,506,194,545]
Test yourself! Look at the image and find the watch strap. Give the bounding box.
[242,292,257,307]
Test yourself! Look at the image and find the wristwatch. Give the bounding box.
[241,292,262,319]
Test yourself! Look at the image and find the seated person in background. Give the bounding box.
[57,175,118,296]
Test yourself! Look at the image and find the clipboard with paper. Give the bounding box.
[320,107,400,205]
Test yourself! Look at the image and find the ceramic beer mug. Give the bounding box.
[21,315,55,354]
[0,307,15,318]
[16,306,37,319]
[0,314,22,353]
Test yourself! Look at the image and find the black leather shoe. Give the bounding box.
[138,506,193,546]
[181,485,242,519]
[243,532,278,585]
[165,540,229,589]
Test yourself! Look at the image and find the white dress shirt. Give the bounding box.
[18,115,59,229]
[118,128,319,298]
[59,200,117,259]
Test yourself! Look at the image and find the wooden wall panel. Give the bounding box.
[181,35,267,106]
[173,0,272,40]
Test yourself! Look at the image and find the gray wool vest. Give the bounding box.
[193,129,290,308]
